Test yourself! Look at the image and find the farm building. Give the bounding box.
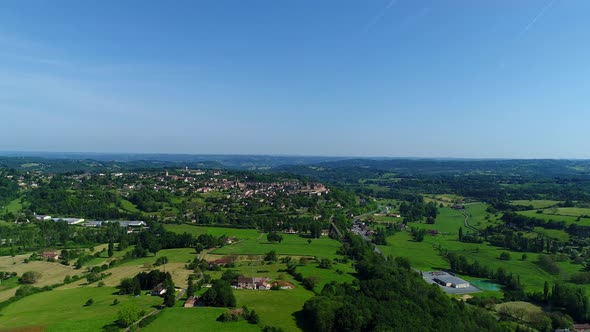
[432,273,470,288]
[235,276,271,290]
[40,250,59,261]
[151,283,166,296]
[51,217,85,225]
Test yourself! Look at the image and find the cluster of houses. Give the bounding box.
[180,277,295,308]
[351,219,376,238]
[233,276,294,290]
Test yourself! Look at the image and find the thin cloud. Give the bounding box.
[520,0,555,35]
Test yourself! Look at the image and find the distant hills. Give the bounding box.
[1,151,590,177]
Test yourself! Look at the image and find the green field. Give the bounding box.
[405,203,497,235]
[0,287,161,331]
[213,234,342,259]
[119,248,198,267]
[295,261,355,292]
[234,287,312,332]
[518,210,590,226]
[120,199,140,213]
[165,222,343,259]
[142,307,260,332]
[4,198,22,214]
[511,200,560,209]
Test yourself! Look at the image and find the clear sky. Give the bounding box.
[1,0,589,158]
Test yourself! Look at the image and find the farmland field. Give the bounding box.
[4,198,22,214]
[511,200,560,209]
[212,234,342,259]
[234,287,313,332]
[0,287,161,331]
[518,210,590,226]
[0,259,78,302]
[142,307,260,332]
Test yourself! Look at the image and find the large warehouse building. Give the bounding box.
[432,274,470,289]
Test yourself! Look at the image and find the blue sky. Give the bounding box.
[1,0,589,158]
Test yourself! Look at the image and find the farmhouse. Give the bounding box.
[236,276,271,290]
[41,250,59,261]
[151,283,166,296]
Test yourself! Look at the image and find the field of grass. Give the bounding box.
[511,200,560,209]
[142,307,260,332]
[518,210,590,226]
[213,234,342,259]
[4,198,22,214]
[551,207,590,216]
[532,227,569,241]
[234,287,313,332]
[0,257,78,302]
[295,261,355,292]
[424,194,465,206]
[120,199,140,213]
[404,203,497,235]
[0,287,161,331]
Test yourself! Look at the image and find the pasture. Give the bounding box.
[142,307,260,332]
[518,210,590,226]
[212,234,342,259]
[4,198,22,214]
[0,258,78,302]
[511,200,560,209]
[234,287,313,332]
[0,287,161,331]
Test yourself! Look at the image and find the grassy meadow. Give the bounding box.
[142,307,260,332]
[0,287,161,331]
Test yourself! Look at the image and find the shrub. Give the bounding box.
[19,271,41,284]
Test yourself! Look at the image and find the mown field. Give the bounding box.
[234,287,312,332]
[212,234,342,259]
[0,287,161,331]
[518,209,590,226]
[142,307,260,332]
[511,200,560,209]
[4,198,22,214]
